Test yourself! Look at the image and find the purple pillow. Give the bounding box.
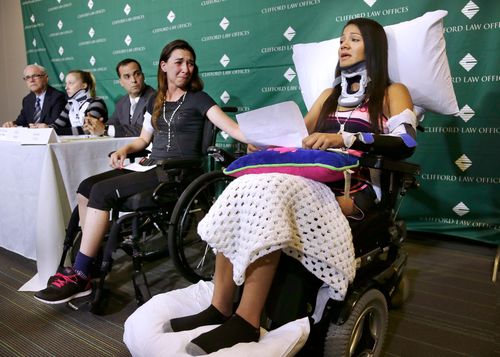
[223,147,359,182]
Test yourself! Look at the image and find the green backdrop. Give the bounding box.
[21,0,500,244]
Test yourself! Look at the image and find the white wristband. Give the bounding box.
[107,125,115,137]
[341,132,356,148]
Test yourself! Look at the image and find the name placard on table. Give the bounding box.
[0,128,58,145]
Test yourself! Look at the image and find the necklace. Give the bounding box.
[334,101,363,134]
[162,91,187,150]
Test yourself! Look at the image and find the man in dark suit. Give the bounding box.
[86,59,155,137]
[3,64,66,128]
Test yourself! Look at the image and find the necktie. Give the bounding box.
[34,97,42,123]
[130,100,137,123]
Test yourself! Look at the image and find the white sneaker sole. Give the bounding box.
[34,288,92,305]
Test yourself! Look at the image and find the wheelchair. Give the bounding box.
[56,110,239,314]
[166,147,420,356]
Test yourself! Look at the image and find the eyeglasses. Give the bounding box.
[23,74,46,81]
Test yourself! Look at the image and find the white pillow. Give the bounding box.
[123,280,310,357]
[292,10,459,115]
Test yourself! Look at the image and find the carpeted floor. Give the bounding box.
[0,232,498,356]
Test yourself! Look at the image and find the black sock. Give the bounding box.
[163,304,230,333]
[185,314,260,355]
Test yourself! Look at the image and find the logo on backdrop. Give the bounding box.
[220,54,230,68]
[261,26,295,54]
[112,34,146,55]
[453,202,470,217]
[284,68,296,82]
[201,16,250,42]
[262,68,300,93]
[261,1,321,14]
[48,0,72,12]
[25,14,44,29]
[111,4,145,25]
[79,26,107,46]
[283,27,295,41]
[77,1,106,19]
[152,10,192,33]
[459,53,478,72]
[455,154,472,172]
[27,37,46,54]
[462,1,479,19]
[88,56,108,72]
[51,46,74,62]
[48,19,73,37]
[334,5,408,22]
[220,91,230,104]
[458,105,475,123]
[59,72,65,81]
[201,0,228,5]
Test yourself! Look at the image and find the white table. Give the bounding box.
[0,137,134,291]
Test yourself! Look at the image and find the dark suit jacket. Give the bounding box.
[15,85,66,127]
[108,85,156,137]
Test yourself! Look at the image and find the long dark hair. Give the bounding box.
[316,18,390,133]
[152,39,204,126]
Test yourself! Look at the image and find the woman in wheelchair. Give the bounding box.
[34,39,248,305]
[163,18,417,355]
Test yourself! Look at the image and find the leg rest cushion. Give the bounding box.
[123,281,310,357]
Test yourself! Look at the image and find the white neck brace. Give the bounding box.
[332,61,370,107]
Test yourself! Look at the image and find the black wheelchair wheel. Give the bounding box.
[168,170,233,283]
[324,289,388,357]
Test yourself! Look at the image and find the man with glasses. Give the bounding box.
[85,59,155,137]
[2,64,66,128]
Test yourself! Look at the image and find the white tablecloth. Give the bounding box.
[0,137,134,291]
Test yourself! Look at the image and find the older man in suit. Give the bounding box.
[86,59,155,137]
[3,64,66,128]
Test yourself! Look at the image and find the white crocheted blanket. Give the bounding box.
[198,173,356,301]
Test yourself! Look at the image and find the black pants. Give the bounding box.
[77,169,160,211]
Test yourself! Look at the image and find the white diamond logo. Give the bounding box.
[364,0,377,6]
[30,14,35,23]
[124,4,131,16]
[32,38,37,47]
[220,54,230,67]
[58,46,64,56]
[220,91,230,104]
[57,0,61,3]
[88,0,93,10]
[124,35,132,47]
[220,131,229,140]
[89,56,96,66]
[455,154,472,172]
[453,202,470,217]
[458,104,475,122]
[88,27,95,38]
[284,68,296,82]
[219,17,230,31]
[59,72,65,81]
[167,11,176,23]
[283,26,296,41]
[462,1,479,19]
[459,53,477,72]
[57,20,63,30]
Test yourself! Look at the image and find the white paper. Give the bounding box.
[236,101,308,148]
[19,128,58,145]
[125,162,157,172]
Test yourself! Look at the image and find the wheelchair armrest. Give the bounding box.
[156,158,203,170]
[207,146,238,165]
[359,154,421,176]
[108,149,152,163]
